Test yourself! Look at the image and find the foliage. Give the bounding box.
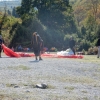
[0,13,21,46]
[1,0,100,52]
[13,0,78,50]
[33,0,77,34]
[16,0,36,19]
[69,0,100,51]
[87,46,98,55]
[12,7,19,17]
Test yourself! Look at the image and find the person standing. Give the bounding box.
[96,37,100,58]
[69,36,76,55]
[0,35,4,57]
[31,32,43,60]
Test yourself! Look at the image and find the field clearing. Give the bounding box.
[74,55,100,64]
[0,53,100,100]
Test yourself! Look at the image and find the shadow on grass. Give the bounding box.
[29,60,40,63]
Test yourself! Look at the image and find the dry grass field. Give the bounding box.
[0,53,100,100]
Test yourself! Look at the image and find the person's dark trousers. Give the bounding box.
[71,47,75,55]
[0,51,1,57]
[0,47,2,57]
[39,57,42,60]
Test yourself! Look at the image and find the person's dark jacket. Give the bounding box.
[96,38,100,46]
[69,39,75,48]
[0,39,4,44]
[0,38,4,52]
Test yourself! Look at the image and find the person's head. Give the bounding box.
[33,32,37,36]
[32,32,38,44]
[70,36,73,40]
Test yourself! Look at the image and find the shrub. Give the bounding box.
[87,47,98,55]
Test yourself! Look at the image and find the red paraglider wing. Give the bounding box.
[2,44,20,57]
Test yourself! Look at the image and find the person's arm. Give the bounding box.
[38,35,43,46]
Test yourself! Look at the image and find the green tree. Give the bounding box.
[16,0,36,19]
[85,14,96,41]
[32,0,77,34]
[14,0,78,49]
[0,12,6,35]
[7,10,11,16]
[81,25,86,36]
[12,7,19,17]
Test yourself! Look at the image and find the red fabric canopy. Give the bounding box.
[2,44,20,57]
[2,44,83,59]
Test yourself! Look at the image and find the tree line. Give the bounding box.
[0,0,100,52]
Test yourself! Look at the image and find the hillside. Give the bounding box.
[0,0,21,11]
[70,0,100,26]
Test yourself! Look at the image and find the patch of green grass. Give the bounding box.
[6,83,17,87]
[47,94,90,100]
[60,75,100,85]
[82,97,89,100]
[23,84,36,88]
[81,91,88,93]
[47,84,55,89]
[64,86,75,91]
[95,67,100,72]
[8,65,30,70]
[76,55,100,64]
[94,96,100,100]
[34,74,100,86]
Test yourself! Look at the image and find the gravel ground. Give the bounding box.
[0,54,100,100]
